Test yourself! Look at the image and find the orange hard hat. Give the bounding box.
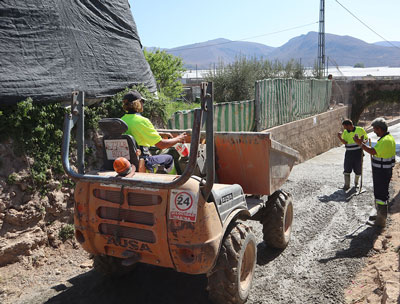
[113,157,132,176]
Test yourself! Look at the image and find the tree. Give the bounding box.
[206,57,259,103]
[144,49,185,100]
[205,57,306,103]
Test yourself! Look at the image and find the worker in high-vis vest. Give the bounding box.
[121,90,187,174]
[354,117,396,227]
[337,119,368,190]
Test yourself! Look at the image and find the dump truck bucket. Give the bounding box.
[214,132,299,195]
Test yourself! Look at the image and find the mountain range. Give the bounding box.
[148,32,400,69]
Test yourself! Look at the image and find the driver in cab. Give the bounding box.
[121,90,187,173]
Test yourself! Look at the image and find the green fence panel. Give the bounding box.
[168,78,331,132]
[256,78,331,130]
[167,99,255,131]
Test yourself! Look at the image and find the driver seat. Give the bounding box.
[98,118,139,171]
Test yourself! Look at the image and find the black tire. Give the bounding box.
[207,222,257,304]
[262,190,293,249]
[93,255,136,276]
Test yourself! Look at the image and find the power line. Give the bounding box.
[168,21,318,52]
[334,0,400,50]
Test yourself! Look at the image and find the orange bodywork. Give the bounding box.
[214,132,299,195]
[74,131,298,274]
[74,173,223,274]
[158,130,299,195]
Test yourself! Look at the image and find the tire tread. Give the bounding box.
[207,223,256,304]
[262,190,293,249]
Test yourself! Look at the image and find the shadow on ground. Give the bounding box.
[45,241,283,304]
[318,188,359,203]
[318,225,382,264]
[45,263,211,304]
[256,242,284,266]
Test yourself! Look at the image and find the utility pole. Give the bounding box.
[318,0,325,78]
[326,56,329,76]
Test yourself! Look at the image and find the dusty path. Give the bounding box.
[1,143,399,303]
[249,146,385,304]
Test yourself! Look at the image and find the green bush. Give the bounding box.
[59,224,75,242]
[0,99,67,190]
[0,85,174,193]
[85,84,168,130]
[7,173,18,185]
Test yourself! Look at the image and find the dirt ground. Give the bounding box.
[0,150,399,304]
[0,241,91,303]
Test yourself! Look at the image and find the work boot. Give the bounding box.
[375,203,388,227]
[368,208,377,221]
[343,174,351,190]
[354,175,361,189]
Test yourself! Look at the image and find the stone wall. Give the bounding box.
[263,106,349,163]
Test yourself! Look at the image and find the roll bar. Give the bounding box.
[199,82,214,201]
[62,83,214,192]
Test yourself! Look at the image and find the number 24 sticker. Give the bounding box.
[175,192,192,211]
[169,190,198,222]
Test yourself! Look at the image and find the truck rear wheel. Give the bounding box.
[207,222,257,304]
[262,190,293,249]
[93,255,136,276]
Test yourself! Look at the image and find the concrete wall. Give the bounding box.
[263,106,349,163]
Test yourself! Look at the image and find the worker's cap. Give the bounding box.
[371,117,388,131]
[113,157,132,176]
[123,90,146,103]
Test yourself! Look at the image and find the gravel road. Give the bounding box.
[13,143,391,304]
[248,146,381,304]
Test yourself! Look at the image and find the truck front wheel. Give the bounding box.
[207,222,257,304]
[262,190,293,249]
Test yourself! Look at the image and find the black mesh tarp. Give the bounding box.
[0,0,156,105]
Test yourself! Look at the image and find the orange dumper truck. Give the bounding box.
[62,82,299,304]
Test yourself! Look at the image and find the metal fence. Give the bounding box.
[167,79,331,131]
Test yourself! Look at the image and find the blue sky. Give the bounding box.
[129,0,400,48]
